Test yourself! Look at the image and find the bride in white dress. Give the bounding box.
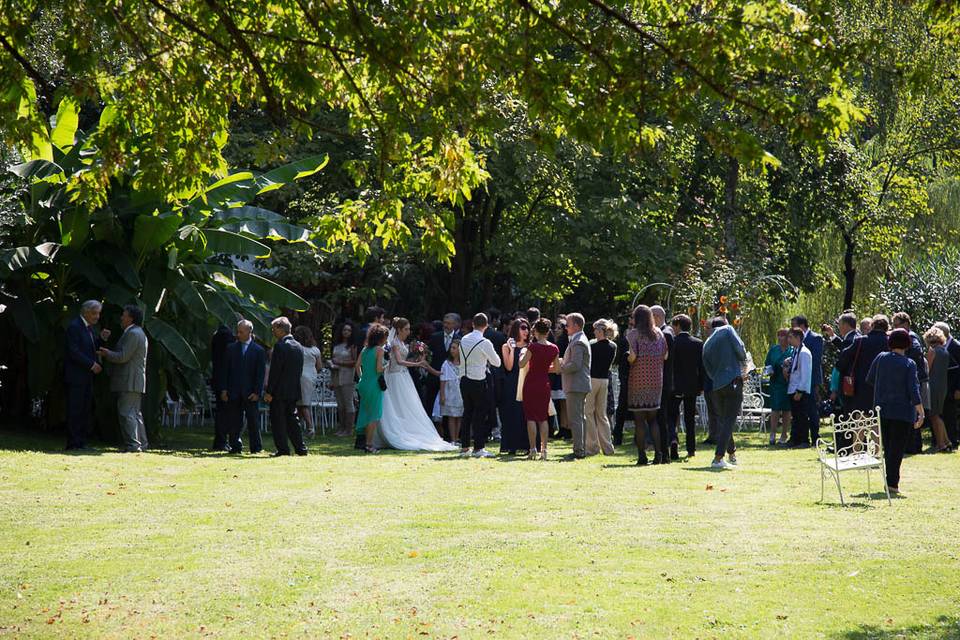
[374,318,458,452]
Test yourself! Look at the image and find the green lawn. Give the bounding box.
[0,426,958,639]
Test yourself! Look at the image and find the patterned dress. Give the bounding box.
[627,328,667,411]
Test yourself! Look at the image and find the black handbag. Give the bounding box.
[378,374,387,391]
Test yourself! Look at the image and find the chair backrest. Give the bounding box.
[822,408,883,461]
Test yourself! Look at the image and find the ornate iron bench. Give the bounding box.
[816,408,891,506]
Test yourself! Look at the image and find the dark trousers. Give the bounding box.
[881,418,911,489]
[614,369,630,444]
[270,399,306,455]
[712,382,742,459]
[486,370,503,437]
[704,390,734,453]
[65,381,92,448]
[790,392,819,444]
[212,396,229,449]
[227,398,262,453]
[670,394,699,455]
[659,388,676,444]
[943,394,960,447]
[460,377,489,451]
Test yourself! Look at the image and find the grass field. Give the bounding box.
[0,426,958,639]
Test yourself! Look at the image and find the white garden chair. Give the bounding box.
[309,368,339,435]
[816,408,891,506]
[738,371,770,432]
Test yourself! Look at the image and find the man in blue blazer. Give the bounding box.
[64,300,109,450]
[220,319,266,454]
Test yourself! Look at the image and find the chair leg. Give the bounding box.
[820,466,825,503]
[833,472,845,506]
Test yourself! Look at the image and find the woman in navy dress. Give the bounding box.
[499,318,530,454]
[520,319,561,460]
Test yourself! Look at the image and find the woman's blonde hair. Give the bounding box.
[924,326,946,347]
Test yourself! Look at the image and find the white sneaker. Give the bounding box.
[459,449,473,458]
[472,449,495,458]
[711,459,733,470]
[727,455,738,466]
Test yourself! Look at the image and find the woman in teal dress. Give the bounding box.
[764,328,794,445]
[356,324,388,453]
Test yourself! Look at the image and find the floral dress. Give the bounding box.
[626,329,667,411]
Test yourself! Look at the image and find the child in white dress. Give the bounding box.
[439,339,464,445]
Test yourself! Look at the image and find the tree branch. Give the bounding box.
[203,0,284,122]
[0,35,54,116]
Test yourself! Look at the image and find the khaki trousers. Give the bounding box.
[585,378,615,456]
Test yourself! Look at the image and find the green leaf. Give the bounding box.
[203,229,271,257]
[204,172,257,207]
[199,285,239,326]
[8,159,62,180]
[60,209,90,246]
[209,205,285,225]
[133,212,183,257]
[0,291,39,342]
[144,316,200,369]
[50,97,80,149]
[204,265,308,311]
[0,243,60,278]
[256,154,328,194]
[221,219,312,243]
[167,270,207,318]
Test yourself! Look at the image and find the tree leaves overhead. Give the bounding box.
[1,0,867,261]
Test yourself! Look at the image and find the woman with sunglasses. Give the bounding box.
[499,318,531,455]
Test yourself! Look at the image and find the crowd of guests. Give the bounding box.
[62,297,956,493]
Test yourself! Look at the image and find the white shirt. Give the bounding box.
[459,330,502,380]
[787,344,812,394]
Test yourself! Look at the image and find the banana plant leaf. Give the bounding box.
[203,229,271,258]
[144,316,200,369]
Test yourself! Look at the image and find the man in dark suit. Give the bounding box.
[823,311,858,353]
[64,300,109,450]
[937,322,960,448]
[652,306,676,460]
[423,313,461,436]
[264,316,307,456]
[353,305,385,351]
[219,319,266,454]
[669,314,705,458]
[209,324,236,451]
[484,308,508,440]
[892,312,929,453]
[836,314,890,414]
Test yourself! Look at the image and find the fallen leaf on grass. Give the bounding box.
[776,614,788,620]
[705,485,714,491]
[408,551,419,558]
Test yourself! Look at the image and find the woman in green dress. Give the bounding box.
[764,328,794,445]
[355,323,388,453]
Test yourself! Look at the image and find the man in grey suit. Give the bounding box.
[99,305,149,452]
[560,312,591,459]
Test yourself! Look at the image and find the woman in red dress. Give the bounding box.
[520,318,561,460]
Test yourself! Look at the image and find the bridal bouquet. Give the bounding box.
[409,341,427,360]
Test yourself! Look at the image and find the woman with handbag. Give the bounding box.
[356,323,388,453]
[763,328,794,445]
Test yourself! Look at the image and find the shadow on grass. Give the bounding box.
[835,615,960,639]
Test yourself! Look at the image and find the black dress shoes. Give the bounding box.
[670,442,680,460]
[271,451,289,457]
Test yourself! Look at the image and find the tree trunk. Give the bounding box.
[722,155,739,259]
[842,230,856,311]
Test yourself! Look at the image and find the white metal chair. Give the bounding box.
[309,368,339,435]
[816,408,891,506]
[738,371,771,432]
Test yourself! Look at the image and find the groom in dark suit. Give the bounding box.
[669,314,705,458]
[423,313,461,438]
[220,319,265,454]
[264,316,308,456]
[64,300,109,450]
